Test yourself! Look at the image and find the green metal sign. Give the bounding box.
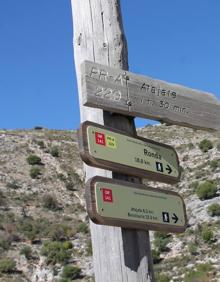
[79,121,180,184]
[86,177,187,233]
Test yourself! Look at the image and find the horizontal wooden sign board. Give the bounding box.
[86,176,187,233]
[79,121,180,184]
[81,60,220,131]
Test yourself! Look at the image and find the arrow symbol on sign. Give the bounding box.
[172,213,178,223]
[166,165,172,174]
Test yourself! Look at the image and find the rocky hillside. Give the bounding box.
[0,125,220,282]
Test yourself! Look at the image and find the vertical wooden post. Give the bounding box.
[71,1,154,281]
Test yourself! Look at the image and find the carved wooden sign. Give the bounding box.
[79,121,180,184]
[86,176,187,233]
[81,61,220,131]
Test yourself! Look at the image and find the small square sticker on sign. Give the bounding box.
[95,132,106,146]
[106,135,117,149]
[102,188,113,203]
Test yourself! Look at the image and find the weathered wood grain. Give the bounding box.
[71,1,154,281]
[86,176,187,233]
[79,121,180,184]
[82,60,220,131]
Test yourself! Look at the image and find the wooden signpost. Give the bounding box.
[70,0,218,280]
[72,1,155,281]
[86,176,187,233]
[81,60,220,131]
[79,121,180,184]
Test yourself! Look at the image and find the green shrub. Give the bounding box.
[0,212,15,226]
[36,140,45,149]
[30,167,41,179]
[65,181,76,191]
[202,228,213,243]
[0,258,16,273]
[182,155,189,162]
[154,231,170,240]
[152,249,161,264]
[0,237,11,251]
[214,178,220,186]
[18,217,50,241]
[86,240,93,256]
[197,263,213,272]
[65,172,82,191]
[188,242,198,255]
[189,181,199,191]
[184,263,212,282]
[26,154,42,165]
[20,246,32,259]
[153,232,171,252]
[41,241,71,265]
[58,173,67,182]
[184,270,207,282]
[63,241,73,250]
[61,265,81,280]
[49,224,75,241]
[210,159,220,170]
[0,191,6,206]
[199,139,213,153]
[50,146,59,157]
[195,170,207,179]
[50,225,67,241]
[18,219,38,240]
[210,160,218,170]
[207,203,220,216]
[179,165,184,177]
[196,181,217,200]
[187,143,195,150]
[77,222,89,234]
[155,273,170,282]
[6,180,20,189]
[42,194,59,211]
[154,237,170,252]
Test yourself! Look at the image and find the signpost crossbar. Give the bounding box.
[82,60,220,131]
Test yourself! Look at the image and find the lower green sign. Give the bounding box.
[86,177,187,233]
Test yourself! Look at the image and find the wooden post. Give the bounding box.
[71,1,154,281]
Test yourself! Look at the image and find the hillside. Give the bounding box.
[0,125,220,282]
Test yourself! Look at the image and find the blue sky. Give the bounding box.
[0,1,220,130]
